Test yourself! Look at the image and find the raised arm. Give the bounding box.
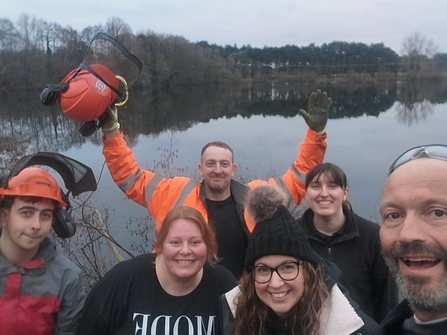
[282,90,332,205]
[100,107,192,226]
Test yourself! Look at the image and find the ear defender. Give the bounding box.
[52,190,76,239]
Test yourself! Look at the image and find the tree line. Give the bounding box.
[1,15,446,93]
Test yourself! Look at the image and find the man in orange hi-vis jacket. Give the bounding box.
[100,89,331,278]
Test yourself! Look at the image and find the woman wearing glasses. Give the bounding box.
[220,184,378,335]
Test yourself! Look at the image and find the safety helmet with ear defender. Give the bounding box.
[0,152,97,239]
[0,167,66,208]
[59,64,120,122]
[40,32,143,136]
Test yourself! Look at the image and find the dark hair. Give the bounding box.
[232,261,328,335]
[305,162,348,189]
[305,162,354,212]
[153,206,219,263]
[0,196,57,210]
[201,141,234,162]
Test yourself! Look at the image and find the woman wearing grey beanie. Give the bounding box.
[220,184,378,335]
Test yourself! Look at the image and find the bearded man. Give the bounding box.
[377,145,447,334]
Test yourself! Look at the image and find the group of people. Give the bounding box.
[1,88,446,334]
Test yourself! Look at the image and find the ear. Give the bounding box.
[343,188,349,201]
[231,163,237,177]
[198,163,204,177]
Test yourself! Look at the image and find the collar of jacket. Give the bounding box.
[0,236,56,276]
[321,258,342,289]
[378,299,413,334]
[199,179,248,205]
[199,179,249,232]
[300,205,360,244]
[224,284,364,335]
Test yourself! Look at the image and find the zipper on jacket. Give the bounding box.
[327,247,333,260]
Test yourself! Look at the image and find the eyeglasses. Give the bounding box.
[388,144,447,175]
[250,261,303,284]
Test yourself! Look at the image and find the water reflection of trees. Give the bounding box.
[394,81,447,126]
[396,99,434,126]
[0,92,86,151]
[1,81,447,155]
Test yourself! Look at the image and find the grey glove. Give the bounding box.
[101,106,120,133]
[298,89,332,133]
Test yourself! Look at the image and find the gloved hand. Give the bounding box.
[298,89,332,134]
[101,106,120,133]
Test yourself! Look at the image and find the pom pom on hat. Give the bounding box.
[244,185,320,269]
[245,183,288,224]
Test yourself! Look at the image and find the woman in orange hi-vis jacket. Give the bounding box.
[100,89,332,278]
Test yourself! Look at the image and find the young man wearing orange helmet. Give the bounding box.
[100,89,332,278]
[0,167,85,335]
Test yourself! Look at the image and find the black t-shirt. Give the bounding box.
[206,196,248,278]
[75,253,236,335]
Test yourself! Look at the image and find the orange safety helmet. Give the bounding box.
[58,64,120,122]
[0,167,66,208]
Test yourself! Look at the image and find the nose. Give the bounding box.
[320,185,329,196]
[213,163,223,173]
[398,212,427,244]
[30,215,42,231]
[268,270,284,288]
[180,243,191,255]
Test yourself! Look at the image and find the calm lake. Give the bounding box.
[2,79,447,259]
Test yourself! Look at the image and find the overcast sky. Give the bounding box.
[3,0,447,54]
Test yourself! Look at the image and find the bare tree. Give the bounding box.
[0,19,20,52]
[401,32,439,76]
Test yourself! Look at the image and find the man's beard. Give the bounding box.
[383,241,447,313]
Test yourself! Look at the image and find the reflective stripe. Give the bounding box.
[118,168,142,193]
[273,176,295,211]
[173,180,198,207]
[290,164,306,185]
[143,174,165,206]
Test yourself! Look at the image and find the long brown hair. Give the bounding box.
[153,206,219,263]
[232,261,329,335]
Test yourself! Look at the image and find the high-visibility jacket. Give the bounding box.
[0,236,85,335]
[103,128,326,234]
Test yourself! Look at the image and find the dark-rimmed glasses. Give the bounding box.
[388,144,447,175]
[250,261,303,284]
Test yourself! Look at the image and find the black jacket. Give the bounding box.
[375,299,447,335]
[298,205,398,322]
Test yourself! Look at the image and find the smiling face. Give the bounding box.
[305,172,348,220]
[198,145,236,200]
[0,197,55,263]
[380,158,447,320]
[254,255,305,317]
[160,218,208,281]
